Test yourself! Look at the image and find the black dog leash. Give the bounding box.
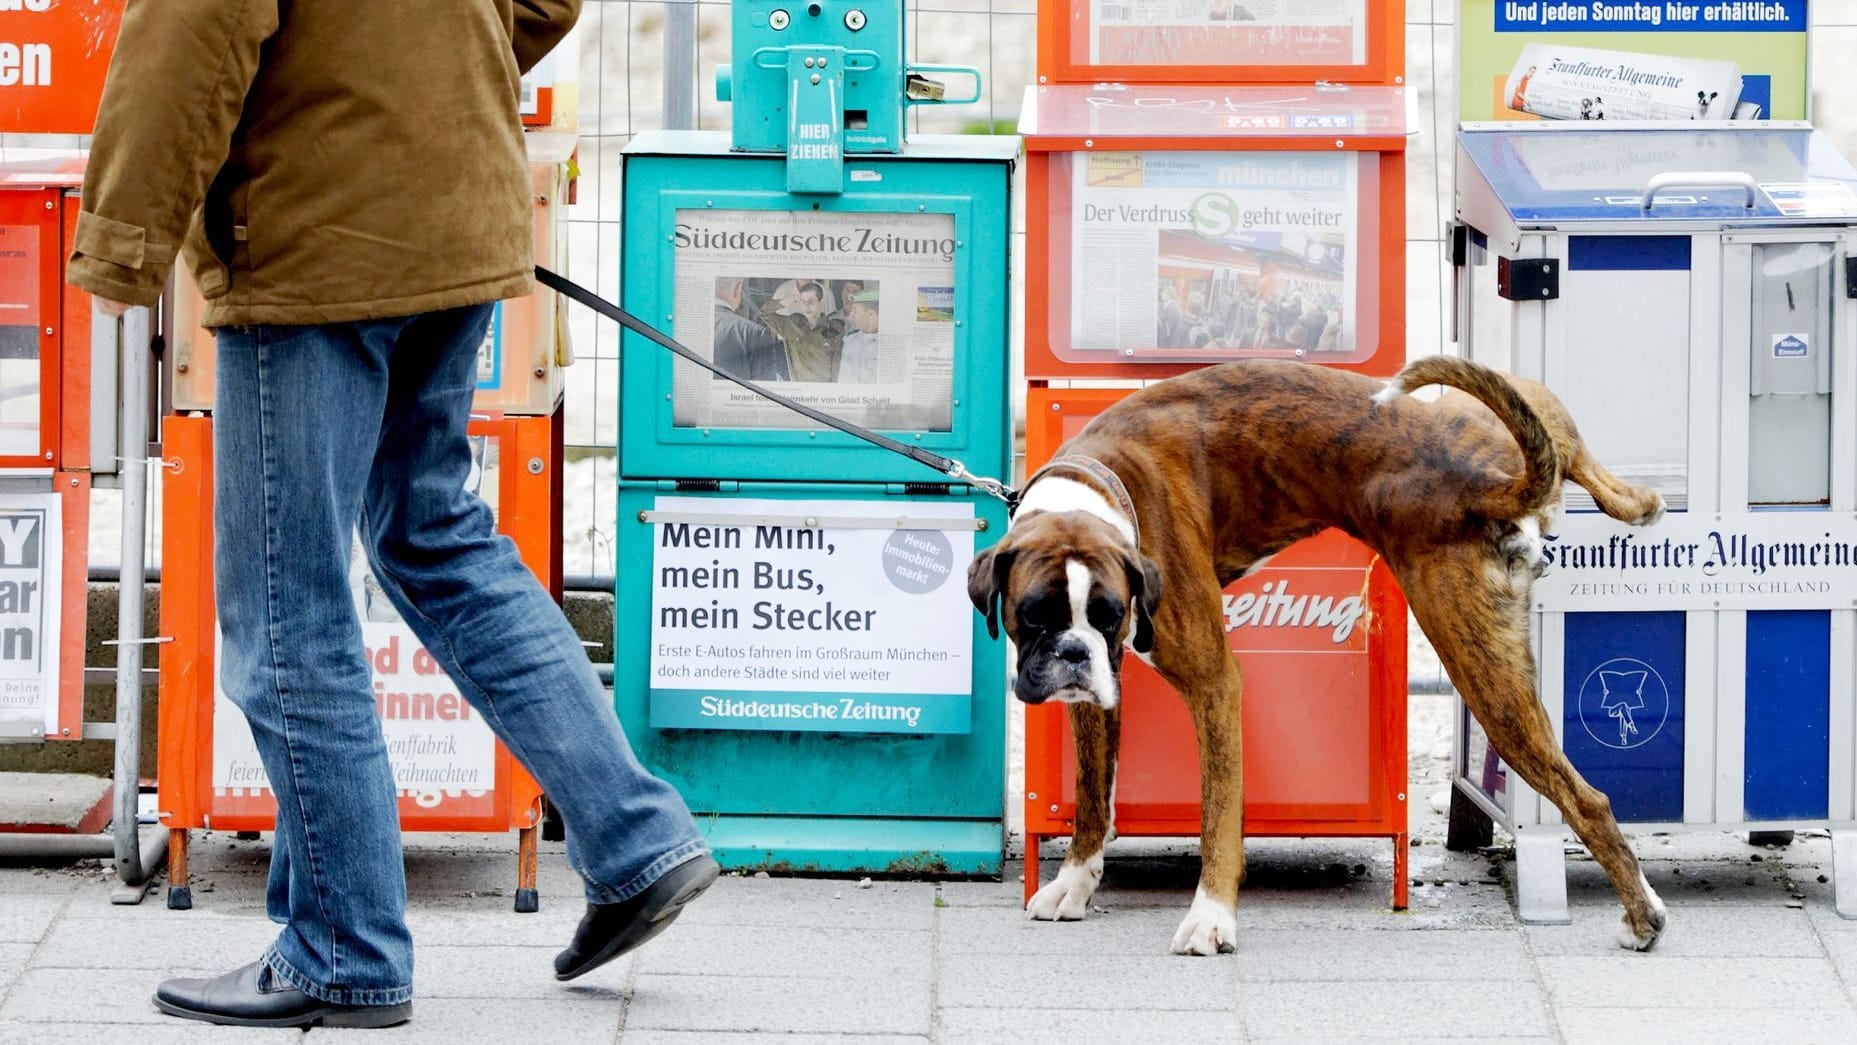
[536,265,1016,507]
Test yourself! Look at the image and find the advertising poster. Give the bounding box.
[0,0,125,134]
[672,209,957,433]
[1068,150,1359,358]
[646,496,975,734]
[1089,0,1368,67]
[0,492,59,738]
[1457,0,1808,123]
[210,438,507,819]
[0,222,41,457]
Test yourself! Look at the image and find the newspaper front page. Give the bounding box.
[673,209,957,433]
[1089,0,1367,66]
[1504,42,1745,121]
[0,493,59,738]
[1068,151,1359,358]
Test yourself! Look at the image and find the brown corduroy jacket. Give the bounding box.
[66,0,579,327]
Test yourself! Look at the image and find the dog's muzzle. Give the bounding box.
[1014,634,1117,708]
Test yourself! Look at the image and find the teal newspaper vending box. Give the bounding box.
[614,86,1015,870]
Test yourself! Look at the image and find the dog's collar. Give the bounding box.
[1021,454,1141,549]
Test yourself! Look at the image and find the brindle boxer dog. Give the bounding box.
[969,355,1668,956]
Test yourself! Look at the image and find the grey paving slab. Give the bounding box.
[1524,902,1824,958]
[403,907,578,949]
[1232,928,1534,981]
[1805,901,1857,937]
[1251,1039,1556,1045]
[621,1035,926,1045]
[411,944,621,1000]
[1536,955,1851,1011]
[937,1006,1243,1045]
[306,995,621,1042]
[0,966,224,1024]
[672,877,939,932]
[1241,979,1554,1040]
[0,1022,302,1044]
[1556,1006,1857,1045]
[31,911,278,970]
[1805,929,1857,989]
[0,899,62,945]
[635,924,931,980]
[55,891,270,921]
[940,954,1235,1011]
[935,879,1025,909]
[623,974,930,1036]
[0,870,79,897]
[0,943,33,995]
[937,903,1187,956]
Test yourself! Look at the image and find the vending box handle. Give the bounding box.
[1640,171,1759,209]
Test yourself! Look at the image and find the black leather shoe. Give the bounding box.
[555,853,721,981]
[153,960,411,1028]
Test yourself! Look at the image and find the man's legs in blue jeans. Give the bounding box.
[356,305,709,907]
[204,304,708,1016]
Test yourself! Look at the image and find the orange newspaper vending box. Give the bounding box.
[0,159,94,751]
[157,411,561,911]
[1019,1,1411,907]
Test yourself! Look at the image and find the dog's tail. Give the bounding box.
[1371,355,1561,515]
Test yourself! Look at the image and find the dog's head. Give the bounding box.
[967,510,1163,709]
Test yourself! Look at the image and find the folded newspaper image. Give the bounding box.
[1504,43,1746,121]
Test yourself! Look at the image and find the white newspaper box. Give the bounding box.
[1450,121,1857,922]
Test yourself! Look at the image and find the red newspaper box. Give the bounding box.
[157,411,562,911]
[0,155,96,748]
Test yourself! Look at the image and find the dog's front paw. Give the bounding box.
[1168,886,1238,956]
[1027,853,1102,921]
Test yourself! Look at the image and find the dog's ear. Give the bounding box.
[967,541,1015,641]
[1124,551,1164,653]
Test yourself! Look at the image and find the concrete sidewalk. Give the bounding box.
[3,821,1856,1044]
[6,683,1857,1045]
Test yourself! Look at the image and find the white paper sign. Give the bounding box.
[0,492,59,738]
[1535,510,1857,612]
[647,496,976,733]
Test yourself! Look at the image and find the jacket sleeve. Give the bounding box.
[512,0,582,75]
[66,0,280,306]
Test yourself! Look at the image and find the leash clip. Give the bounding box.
[946,461,1015,506]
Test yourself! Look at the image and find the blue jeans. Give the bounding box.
[213,304,707,1006]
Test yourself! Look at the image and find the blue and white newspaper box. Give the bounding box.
[1451,121,1857,921]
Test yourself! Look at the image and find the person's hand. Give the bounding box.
[96,298,133,318]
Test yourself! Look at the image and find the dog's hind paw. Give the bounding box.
[1632,494,1667,527]
[1027,852,1102,922]
[1615,872,1667,951]
[1168,886,1238,956]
